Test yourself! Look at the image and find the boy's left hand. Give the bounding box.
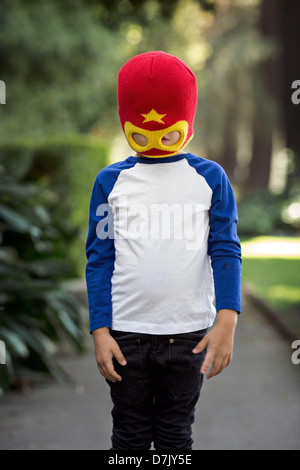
[192,309,238,379]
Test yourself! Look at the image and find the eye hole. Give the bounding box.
[132,133,148,146]
[161,131,181,146]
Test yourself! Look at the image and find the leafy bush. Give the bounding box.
[0,136,108,395]
[237,189,291,237]
[0,135,109,274]
[0,0,122,139]
[281,182,300,230]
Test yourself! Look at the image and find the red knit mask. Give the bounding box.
[118,51,197,157]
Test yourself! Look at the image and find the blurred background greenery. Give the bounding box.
[0,0,299,394]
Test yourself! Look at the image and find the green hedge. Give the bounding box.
[0,135,109,394]
[237,189,292,237]
[0,135,109,275]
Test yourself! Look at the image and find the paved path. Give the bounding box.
[0,296,299,450]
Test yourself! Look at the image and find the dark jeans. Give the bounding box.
[106,328,207,451]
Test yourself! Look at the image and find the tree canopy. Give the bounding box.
[0,0,299,197]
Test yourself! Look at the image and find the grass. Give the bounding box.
[241,236,300,335]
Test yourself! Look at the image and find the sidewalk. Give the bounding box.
[0,295,299,450]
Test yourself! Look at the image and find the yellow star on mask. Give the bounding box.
[141,109,166,124]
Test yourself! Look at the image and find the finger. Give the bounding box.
[101,362,123,383]
[206,355,230,379]
[206,357,224,379]
[107,371,122,383]
[112,343,127,366]
[200,350,214,376]
[96,355,122,382]
[192,337,208,354]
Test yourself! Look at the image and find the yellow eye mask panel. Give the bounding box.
[124,120,190,155]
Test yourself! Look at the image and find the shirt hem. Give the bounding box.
[111,318,215,335]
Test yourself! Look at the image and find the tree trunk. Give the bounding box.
[247,101,273,191]
[282,0,300,193]
[219,102,238,184]
[245,0,282,193]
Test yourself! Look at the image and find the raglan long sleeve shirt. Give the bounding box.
[86,153,242,335]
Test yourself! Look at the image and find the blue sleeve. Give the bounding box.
[208,167,242,313]
[85,172,115,333]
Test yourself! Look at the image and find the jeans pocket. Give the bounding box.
[107,339,147,404]
[164,338,205,399]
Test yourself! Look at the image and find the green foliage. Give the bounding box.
[282,182,300,230]
[191,1,277,161]
[237,189,290,237]
[0,135,108,394]
[84,0,215,30]
[0,0,219,140]
[0,0,122,138]
[0,135,109,274]
[0,153,86,395]
[0,0,293,198]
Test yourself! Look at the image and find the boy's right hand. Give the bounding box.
[92,327,127,383]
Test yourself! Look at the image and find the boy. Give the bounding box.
[85,51,242,450]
